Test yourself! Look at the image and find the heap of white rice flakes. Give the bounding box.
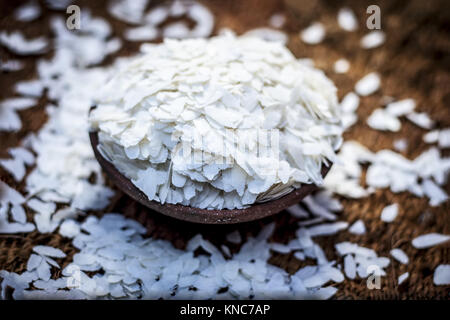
[89,34,343,210]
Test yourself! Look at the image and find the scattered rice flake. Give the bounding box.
[0,221,35,233]
[380,203,399,222]
[367,108,401,132]
[26,254,43,271]
[0,147,35,182]
[348,220,366,235]
[226,230,242,244]
[108,0,149,25]
[302,196,338,221]
[390,248,409,264]
[423,130,439,144]
[412,233,450,249]
[0,157,26,181]
[337,7,358,31]
[300,22,325,44]
[2,97,37,110]
[406,112,434,129]
[44,0,72,10]
[433,264,450,285]
[33,245,66,258]
[312,286,338,299]
[163,22,190,39]
[286,204,309,218]
[355,72,380,96]
[11,204,27,224]
[334,59,350,74]
[438,129,450,149]
[270,243,291,254]
[0,31,48,55]
[343,254,356,279]
[15,79,44,97]
[0,181,25,205]
[340,92,360,113]
[27,198,56,215]
[144,6,169,25]
[393,139,408,152]
[59,219,81,238]
[398,272,409,285]
[269,13,286,29]
[307,222,348,237]
[386,99,416,116]
[0,59,24,72]
[421,179,448,206]
[360,31,385,49]
[15,1,41,22]
[124,26,159,42]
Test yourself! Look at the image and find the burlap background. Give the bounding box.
[0,0,448,299]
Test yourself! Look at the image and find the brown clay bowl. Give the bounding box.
[89,128,331,224]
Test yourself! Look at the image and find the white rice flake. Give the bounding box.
[406,112,434,129]
[360,31,385,49]
[337,7,358,31]
[0,221,35,234]
[33,245,67,258]
[334,59,350,74]
[124,26,159,42]
[423,130,439,144]
[44,0,72,10]
[59,219,81,238]
[393,139,408,152]
[398,272,409,285]
[348,220,366,235]
[307,222,348,237]
[367,108,401,132]
[343,254,356,279]
[421,179,448,206]
[15,80,44,97]
[390,248,409,264]
[15,1,41,22]
[0,97,37,132]
[0,181,25,205]
[0,59,24,72]
[108,0,149,24]
[0,147,35,182]
[355,72,380,96]
[339,92,360,129]
[269,13,286,29]
[300,22,325,44]
[438,129,450,149]
[335,242,389,279]
[433,265,450,285]
[11,204,27,224]
[412,233,450,249]
[380,203,399,222]
[386,99,416,116]
[0,31,48,55]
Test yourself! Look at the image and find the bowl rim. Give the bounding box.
[89,130,331,224]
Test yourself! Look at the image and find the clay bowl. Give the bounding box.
[89,129,331,224]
